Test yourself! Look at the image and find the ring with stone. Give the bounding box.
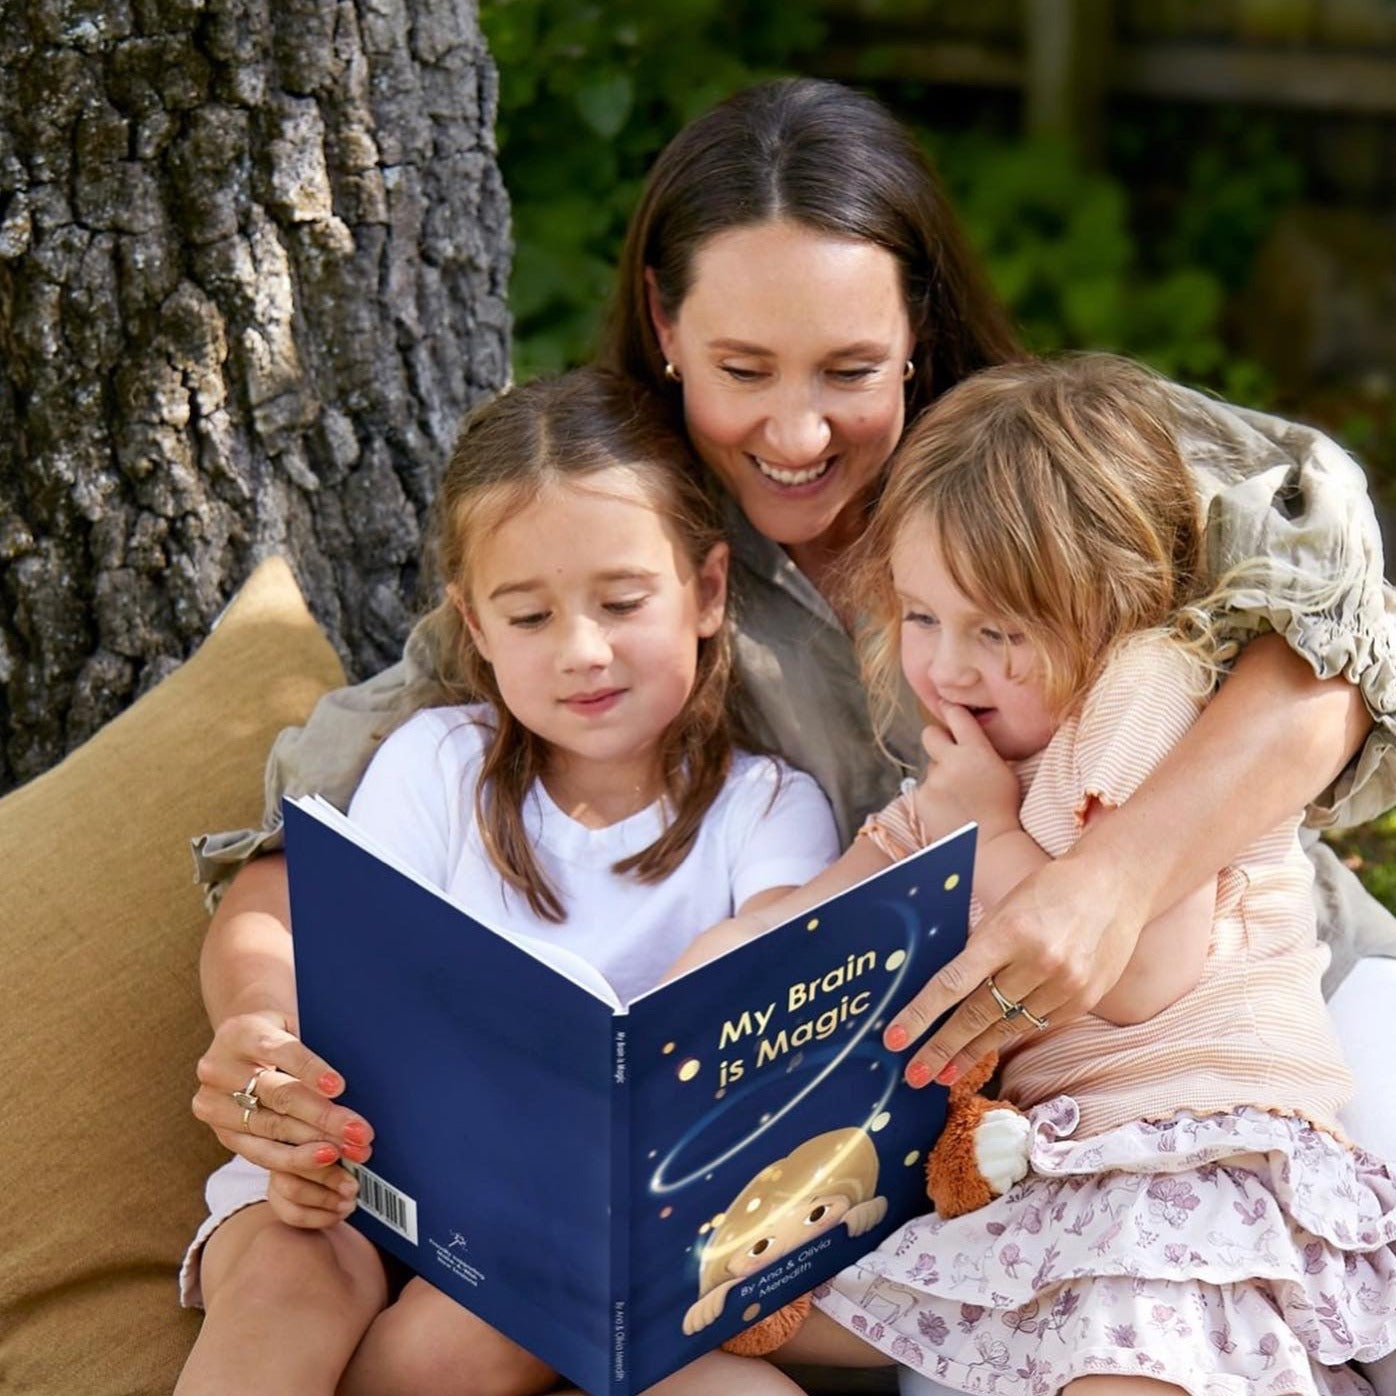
[232,1067,270,1127]
[984,974,1024,1022]
[985,976,1049,1030]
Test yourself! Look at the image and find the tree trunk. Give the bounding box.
[0,0,511,791]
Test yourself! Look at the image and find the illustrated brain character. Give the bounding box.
[682,1127,887,1337]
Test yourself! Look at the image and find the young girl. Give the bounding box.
[694,354,1396,1396]
[175,367,840,1396]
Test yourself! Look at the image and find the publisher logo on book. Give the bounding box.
[429,1231,487,1289]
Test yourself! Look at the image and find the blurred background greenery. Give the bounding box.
[480,0,1396,903]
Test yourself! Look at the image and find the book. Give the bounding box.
[285,794,974,1396]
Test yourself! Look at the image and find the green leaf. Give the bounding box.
[575,73,634,139]
[1062,277,1124,345]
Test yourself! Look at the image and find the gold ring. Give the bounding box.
[984,974,1023,1022]
[1020,1004,1050,1031]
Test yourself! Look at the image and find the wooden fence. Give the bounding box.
[813,0,1396,189]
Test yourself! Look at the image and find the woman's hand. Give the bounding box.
[194,852,375,1224]
[884,841,1148,1087]
[192,1006,374,1216]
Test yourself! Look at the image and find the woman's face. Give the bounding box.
[650,220,915,557]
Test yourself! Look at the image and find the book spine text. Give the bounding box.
[610,1022,630,1395]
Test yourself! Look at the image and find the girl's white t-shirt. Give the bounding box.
[346,704,841,1003]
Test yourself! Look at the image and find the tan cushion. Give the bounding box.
[0,558,346,1395]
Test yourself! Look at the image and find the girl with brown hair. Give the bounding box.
[177,367,841,1392]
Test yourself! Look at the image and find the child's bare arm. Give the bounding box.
[973,803,1216,1026]
[663,837,895,981]
[921,702,1215,1025]
[1077,801,1215,1024]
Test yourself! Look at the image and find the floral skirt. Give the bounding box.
[813,1100,1396,1396]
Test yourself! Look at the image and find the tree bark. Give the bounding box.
[0,0,511,791]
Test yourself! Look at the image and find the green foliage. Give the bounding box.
[1327,809,1396,914]
[923,127,1278,407]
[481,0,825,379]
[482,14,1396,896]
[1111,107,1305,291]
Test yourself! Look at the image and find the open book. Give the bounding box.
[286,795,974,1396]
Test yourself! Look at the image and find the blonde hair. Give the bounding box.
[408,368,741,923]
[850,354,1218,740]
[696,1128,880,1295]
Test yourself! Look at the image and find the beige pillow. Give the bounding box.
[0,557,346,1396]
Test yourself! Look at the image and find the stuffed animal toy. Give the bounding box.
[719,1292,813,1358]
[923,1052,1031,1217]
[720,1055,1031,1355]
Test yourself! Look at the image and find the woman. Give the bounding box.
[188,78,1396,1377]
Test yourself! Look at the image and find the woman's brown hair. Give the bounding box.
[409,367,741,923]
[601,77,1021,425]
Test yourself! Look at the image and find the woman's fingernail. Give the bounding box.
[906,1060,932,1088]
[318,1071,343,1095]
[343,1143,370,1164]
[342,1121,367,1146]
[884,1025,909,1051]
[314,1145,338,1166]
[936,1063,959,1086]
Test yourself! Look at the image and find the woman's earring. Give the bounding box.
[903,359,915,382]
[664,361,682,384]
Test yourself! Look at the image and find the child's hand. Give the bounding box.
[917,704,1022,843]
[266,1152,363,1229]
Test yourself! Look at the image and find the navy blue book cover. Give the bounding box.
[286,796,974,1396]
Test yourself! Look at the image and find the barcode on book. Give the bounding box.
[346,1161,419,1244]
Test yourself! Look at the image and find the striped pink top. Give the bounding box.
[865,633,1353,1139]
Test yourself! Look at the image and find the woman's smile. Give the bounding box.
[750,451,837,490]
